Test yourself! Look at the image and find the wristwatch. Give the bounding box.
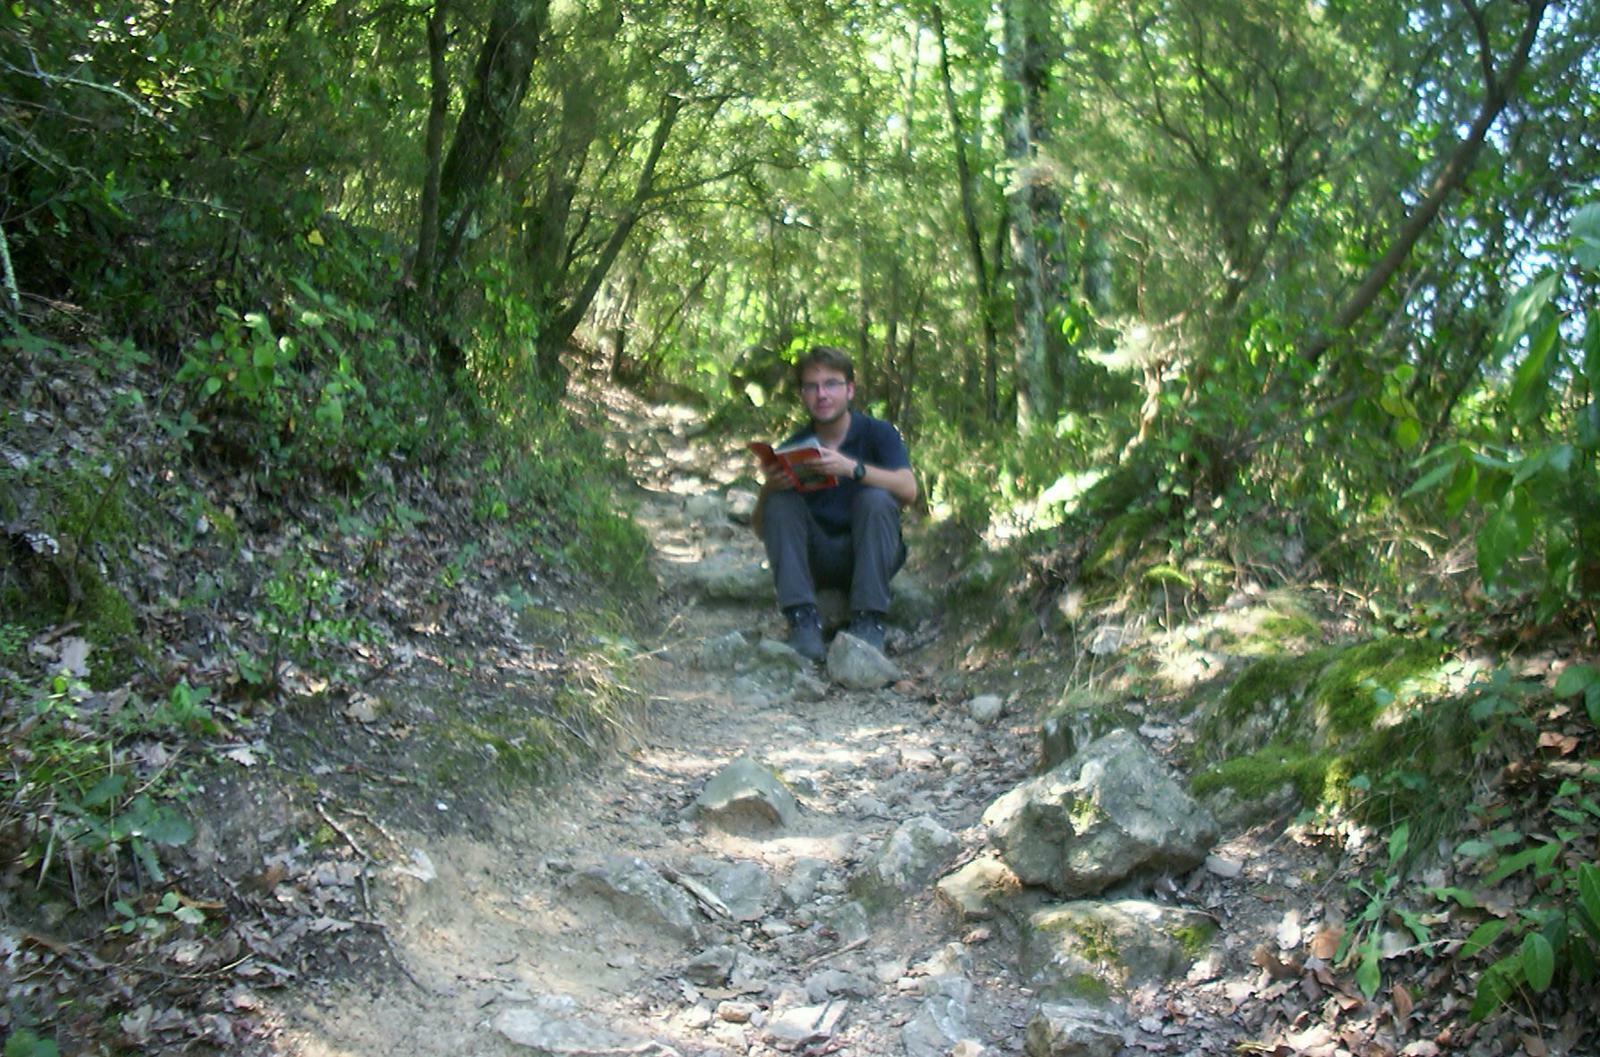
[852,460,867,482]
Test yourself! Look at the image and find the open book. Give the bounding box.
[748,439,837,492]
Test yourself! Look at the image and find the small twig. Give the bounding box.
[801,935,868,971]
[315,801,373,862]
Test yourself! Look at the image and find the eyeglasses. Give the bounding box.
[800,378,848,396]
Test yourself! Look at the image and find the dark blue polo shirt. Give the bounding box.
[783,410,911,535]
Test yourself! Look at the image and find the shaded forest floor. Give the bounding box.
[3,362,1595,1057]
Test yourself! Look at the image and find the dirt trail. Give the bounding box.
[259,393,1303,1057]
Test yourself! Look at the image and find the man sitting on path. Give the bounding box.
[752,345,918,661]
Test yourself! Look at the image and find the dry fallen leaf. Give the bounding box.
[1310,925,1343,960]
[1392,981,1414,1023]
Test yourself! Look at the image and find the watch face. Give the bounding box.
[853,461,866,481]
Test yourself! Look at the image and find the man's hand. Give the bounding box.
[759,459,800,493]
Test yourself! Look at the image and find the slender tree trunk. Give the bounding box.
[1002,0,1049,431]
[411,0,450,296]
[536,93,684,385]
[1302,0,1548,366]
[931,0,1002,424]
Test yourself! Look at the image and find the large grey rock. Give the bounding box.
[826,632,900,690]
[888,571,939,627]
[568,857,699,941]
[685,550,770,602]
[683,857,774,922]
[693,756,801,830]
[818,901,871,945]
[902,975,973,1057]
[495,995,676,1055]
[694,631,749,672]
[684,945,737,987]
[1021,899,1216,994]
[1023,1002,1129,1057]
[850,816,961,911]
[982,730,1217,897]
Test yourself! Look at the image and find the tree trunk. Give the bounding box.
[427,0,550,374]
[535,93,684,386]
[411,0,450,297]
[1302,0,1548,366]
[1002,0,1050,431]
[931,0,1003,424]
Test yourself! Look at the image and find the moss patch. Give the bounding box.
[1203,634,1447,757]
[1191,745,1338,804]
[1169,919,1218,960]
[1313,635,1444,735]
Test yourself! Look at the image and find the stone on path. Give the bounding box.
[1021,899,1215,992]
[826,632,900,690]
[682,857,774,922]
[902,974,973,1057]
[935,855,1021,922]
[850,816,961,911]
[568,856,700,941]
[966,694,1005,724]
[765,1000,848,1051]
[684,549,769,603]
[1023,1002,1129,1057]
[692,756,800,831]
[982,730,1217,897]
[494,996,679,1056]
[683,945,737,987]
[694,630,747,671]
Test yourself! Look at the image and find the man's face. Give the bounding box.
[799,365,853,426]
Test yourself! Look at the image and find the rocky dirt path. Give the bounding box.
[262,393,1356,1057]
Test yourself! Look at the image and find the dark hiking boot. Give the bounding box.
[847,610,887,653]
[784,604,825,662]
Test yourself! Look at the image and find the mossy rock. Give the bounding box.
[1020,899,1214,995]
[1038,686,1139,772]
[1197,634,1446,762]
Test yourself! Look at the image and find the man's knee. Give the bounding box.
[762,489,809,541]
[851,486,899,521]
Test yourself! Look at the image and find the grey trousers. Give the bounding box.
[761,487,906,615]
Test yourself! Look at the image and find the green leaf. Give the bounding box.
[1456,838,1494,859]
[1477,501,1531,585]
[81,773,128,809]
[1508,315,1560,419]
[1388,822,1410,864]
[1554,664,1598,698]
[1461,918,1509,958]
[175,905,206,925]
[1355,943,1381,998]
[1395,417,1421,449]
[130,801,195,846]
[1469,961,1517,1021]
[1521,932,1554,992]
[5,1027,61,1057]
[1579,863,1600,931]
[1495,273,1559,355]
[1445,460,1478,517]
[1572,202,1600,271]
[1427,885,1480,909]
[1405,458,1457,497]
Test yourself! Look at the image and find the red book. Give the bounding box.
[749,440,837,492]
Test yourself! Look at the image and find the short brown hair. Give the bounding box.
[795,345,854,386]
